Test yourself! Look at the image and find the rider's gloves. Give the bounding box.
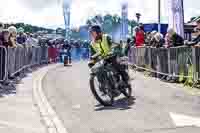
[90,52,101,60]
[88,60,95,68]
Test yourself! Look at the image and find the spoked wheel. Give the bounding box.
[90,75,114,106]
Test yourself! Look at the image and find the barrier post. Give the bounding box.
[0,46,7,82]
[168,48,171,78]
[192,47,198,82]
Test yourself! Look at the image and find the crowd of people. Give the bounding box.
[0,23,40,48]
[126,18,200,49]
[0,22,90,49]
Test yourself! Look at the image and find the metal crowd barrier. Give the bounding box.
[71,47,90,61]
[40,45,49,63]
[192,47,200,81]
[129,46,196,81]
[4,45,49,79]
[0,46,7,82]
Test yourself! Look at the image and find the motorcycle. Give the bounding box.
[89,54,132,106]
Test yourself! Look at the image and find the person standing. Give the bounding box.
[8,26,18,48]
[135,24,145,47]
[63,39,72,64]
[0,23,4,46]
[17,27,26,46]
[167,28,184,47]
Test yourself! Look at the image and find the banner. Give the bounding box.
[168,0,184,38]
[121,3,129,41]
[63,0,71,39]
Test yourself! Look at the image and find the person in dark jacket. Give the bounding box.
[0,29,10,47]
[124,38,131,56]
[167,28,184,47]
[17,27,26,46]
[185,19,200,46]
[62,40,72,64]
[151,32,165,48]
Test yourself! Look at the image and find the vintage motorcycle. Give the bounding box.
[89,54,132,106]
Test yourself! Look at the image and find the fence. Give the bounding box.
[0,45,49,82]
[0,46,7,82]
[59,47,90,62]
[71,47,90,61]
[129,46,200,83]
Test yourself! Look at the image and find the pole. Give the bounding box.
[63,0,71,39]
[181,0,185,39]
[158,0,161,33]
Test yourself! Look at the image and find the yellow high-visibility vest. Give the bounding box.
[91,34,111,57]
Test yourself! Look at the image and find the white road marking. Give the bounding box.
[170,112,200,127]
[72,104,81,109]
[33,64,68,133]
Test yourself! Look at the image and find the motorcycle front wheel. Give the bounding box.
[89,74,114,106]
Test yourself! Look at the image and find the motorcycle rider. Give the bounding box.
[88,25,132,89]
[63,39,72,64]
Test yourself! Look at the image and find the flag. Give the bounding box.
[168,0,184,38]
[121,3,128,41]
[63,0,71,38]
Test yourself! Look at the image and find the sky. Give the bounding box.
[0,0,199,29]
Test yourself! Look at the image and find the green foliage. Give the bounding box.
[190,17,196,22]
[70,14,137,39]
[2,22,54,33]
[86,14,137,34]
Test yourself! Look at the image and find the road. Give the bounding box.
[42,62,200,133]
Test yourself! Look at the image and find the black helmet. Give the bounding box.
[89,25,102,33]
[64,39,68,44]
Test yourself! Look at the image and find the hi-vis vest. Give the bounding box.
[91,34,111,57]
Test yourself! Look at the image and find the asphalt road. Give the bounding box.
[42,62,200,133]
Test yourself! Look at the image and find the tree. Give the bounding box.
[128,20,137,35]
[190,17,196,22]
[85,14,137,35]
[113,14,121,24]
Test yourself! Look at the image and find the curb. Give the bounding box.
[33,64,68,133]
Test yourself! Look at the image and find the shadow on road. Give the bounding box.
[0,64,48,98]
[0,83,16,97]
[95,96,135,111]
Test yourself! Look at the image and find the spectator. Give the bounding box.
[132,35,136,45]
[26,32,32,46]
[1,29,10,47]
[148,31,157,47]
[0,22,4,46]
[124,38,131,56]
[196,17,200,29]
[17,27,26,46]
[0,22,4,33]
[151,32,164,48]
[164,33,171,48]
[144,32,151,45]
[135,24,145,47]
[8,26,18,48]
[167,28,184,47]
[185,18,200,46]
